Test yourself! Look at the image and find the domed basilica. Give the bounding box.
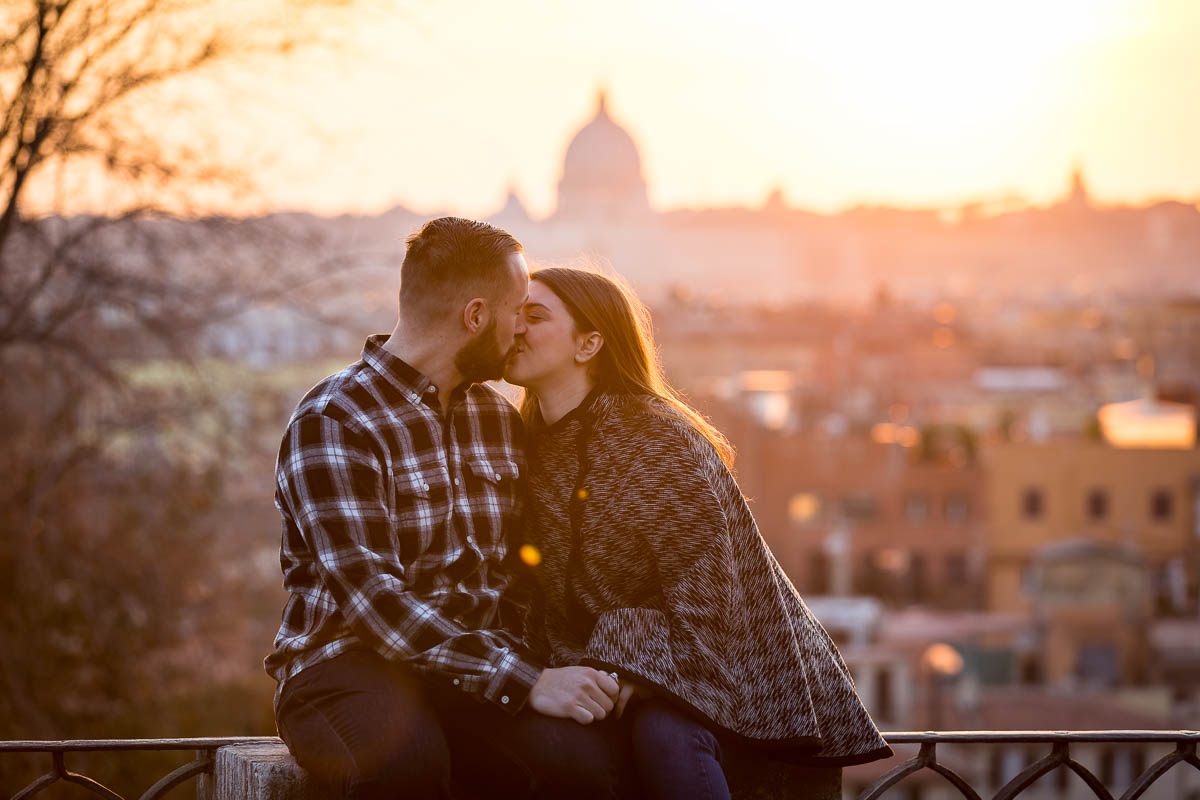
[553,91,650,221]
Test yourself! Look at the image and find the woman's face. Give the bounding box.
[504,280,585,389]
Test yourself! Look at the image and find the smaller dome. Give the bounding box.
[490,184,530,224]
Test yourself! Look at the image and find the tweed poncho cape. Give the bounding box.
[523,391,892,767]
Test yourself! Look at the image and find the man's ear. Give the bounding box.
[462,298,490,333]
[575,331,604,363]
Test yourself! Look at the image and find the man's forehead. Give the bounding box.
[507,253,530,282]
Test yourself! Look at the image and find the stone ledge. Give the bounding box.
[198,739,842,799]
[197,741,318,800]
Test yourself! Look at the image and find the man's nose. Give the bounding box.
[513,316,527,335]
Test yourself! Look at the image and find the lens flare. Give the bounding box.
[519,545,542,567]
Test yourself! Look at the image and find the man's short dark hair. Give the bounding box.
[399,217,524,321]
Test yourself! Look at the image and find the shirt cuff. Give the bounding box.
[482,645,542,715]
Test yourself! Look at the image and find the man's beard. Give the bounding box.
[455,321,513,383]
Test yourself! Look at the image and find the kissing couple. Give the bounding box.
[265,217,891,798]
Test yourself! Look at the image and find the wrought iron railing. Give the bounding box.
[0,737,277,800]
[861,731,1200,800]
[2,731,1198,799]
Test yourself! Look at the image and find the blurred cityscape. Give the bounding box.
[6,90,1200,799]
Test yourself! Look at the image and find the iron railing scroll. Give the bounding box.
[0,737,278,800]
[860,731,1200,800]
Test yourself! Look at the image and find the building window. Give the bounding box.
[1086,488,1109,521]
[808,549,830,594]
[910,551,928,603]
[873,667,893,722]
[1019,654,1042,685]
[1076,643,1119,687]
[1056,764,1070,792]
[944,552,968,585]
[1131,749,1145,783]
[992,748,1025,787]
[856,552,881,596]
[843,492,878,522]
[944,492,970,524]
[1191,478,1200,538]
[1150,489,1173,522]
[1100,748,1116,788]
[905,492,929,524]
[1102,746,1139,790]
[1021,487,1044,520]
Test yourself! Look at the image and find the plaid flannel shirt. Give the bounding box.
[265,335,541,713]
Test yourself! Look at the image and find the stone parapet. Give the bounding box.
[199,739,842,799]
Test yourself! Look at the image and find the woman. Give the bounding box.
[504,267,891,799]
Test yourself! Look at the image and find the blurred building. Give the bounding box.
[1026,539,1151,686]
[984,442,1200,619]
[698,397,987,610]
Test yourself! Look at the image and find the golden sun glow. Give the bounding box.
[774,1,1134,134]
[21,0,1200,217]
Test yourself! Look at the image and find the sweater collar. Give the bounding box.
[540,387,605,433]
[540,388,638,438]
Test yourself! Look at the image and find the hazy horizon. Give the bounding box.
[26,0,1200,219]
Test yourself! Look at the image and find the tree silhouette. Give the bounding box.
[0,0,389,791]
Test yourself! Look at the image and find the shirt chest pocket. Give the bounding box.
[463,458,520,516]
[467,458,519,485]
[391,470,448,560]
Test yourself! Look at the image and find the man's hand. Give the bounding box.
[529,666,620,724]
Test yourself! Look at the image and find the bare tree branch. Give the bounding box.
[0,0,400,759]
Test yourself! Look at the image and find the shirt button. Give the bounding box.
[466,535,475,544]
[422,482,430,491]
[494,472,502,481]
[457,581,466,592]
[454,478,460,486]
[426,385,436,393]
[501,696,510,704]
[453,678,460,686]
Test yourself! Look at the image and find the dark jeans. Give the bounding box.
[629,700,730,800]
[276,650,635,800]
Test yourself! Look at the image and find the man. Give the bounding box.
[265,218,627,799]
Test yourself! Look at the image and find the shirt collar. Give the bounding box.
[361,334,439,404]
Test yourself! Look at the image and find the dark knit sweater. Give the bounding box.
[523,391,892,766]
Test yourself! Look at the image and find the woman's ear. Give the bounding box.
[575,331,604,363]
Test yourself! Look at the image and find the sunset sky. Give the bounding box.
[65,0,1200,218]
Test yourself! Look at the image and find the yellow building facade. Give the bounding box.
[984,442,1200,621]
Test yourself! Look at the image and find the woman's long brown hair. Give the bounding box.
[519,267,734,467]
